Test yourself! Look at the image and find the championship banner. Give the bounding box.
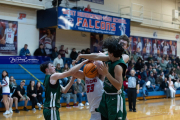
[0,56,50,64]
[58,7,130,37]
[0,20,18,55]
[84,0,104,5]
[39,28,56,56]
[90,33,103,53]
[131,36,177,60]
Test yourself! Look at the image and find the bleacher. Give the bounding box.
[0,64,180,110]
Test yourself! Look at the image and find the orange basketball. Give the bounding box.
[83,63,98,78]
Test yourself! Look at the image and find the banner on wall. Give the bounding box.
[58,7,130,37]
[39,28,56,56]
[84,0,104,5]
[131,36,177,60]
[0,19,18,55]
[90,33,103,53]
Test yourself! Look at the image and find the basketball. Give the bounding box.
[0,39,5,45]
[83,63,98,78]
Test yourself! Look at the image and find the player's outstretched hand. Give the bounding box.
[72,54,81,65]
[100,62,109,76]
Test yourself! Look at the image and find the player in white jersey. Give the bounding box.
[153,40,158,55]
[1,22,16,44]
[171,42,176,56]
[161,41,169,55]
[136,37,142,53]
[40,29,54,55]
[144,39,151,54]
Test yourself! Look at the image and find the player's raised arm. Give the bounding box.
[100,63,123,90]
[51,60,89,82]
[61,76,76,93]
[73,70,85,81]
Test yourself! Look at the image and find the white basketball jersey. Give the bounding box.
[153,43,157,54]
[44,37,52,54]
[5,28,15,44]
[85,76,104,112]
[146,43,151,53]
[163,46,168,55]
[171,45,175,55]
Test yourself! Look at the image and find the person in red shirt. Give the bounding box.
[84,4,92,12]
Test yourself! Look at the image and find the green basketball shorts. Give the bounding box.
[43,107,60,120]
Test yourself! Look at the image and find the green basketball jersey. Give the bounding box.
[43,75,61,108]
[104,58,127,93]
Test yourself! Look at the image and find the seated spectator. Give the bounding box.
[167,60,173,72]
[161,78,170,98]
[74,78,89,107]
[27,80,42,111]
[132,51,139,63]
[139,78,148,101]
[34,44,47,56]
[55,63,62,73]
[153,69,157,80]
[175,55,180,63]
[36,81,43,105]
[19,44,31,56]
[123,77,128,93]
[156,60,160,66]
[169,71,177,83]
[170,56,175,62]
[140,68,147,80]
[175,66,180,78]
[9,76,17,97]
[12,80,30,113]
[157,54,162,61]
[85,48,91,54]
[147,72,159,91]
[156,66,162,75]
[146,60,152,69]
[148,55,153,61]
[134,59,143,72]
[173,61,177,68]
[52,47,58,60]
[156,73,163,91]
[148,65,153,74]
[84,4,92,12]
[167,77,176,98]
[53,54,64,68]
[70,48,78,60]
[62,79,77,108]
[127,63,134,75]
[164,57,169,65]
[61,63,70,84]
[174,79,180,90]
[160,59,168,74]
[59,45,68,64]
[151,60,156,68]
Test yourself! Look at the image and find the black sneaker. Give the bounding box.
[15,109,19,113]
[133,110,136,112]
[23,107,29,111]
[129,109,132,112]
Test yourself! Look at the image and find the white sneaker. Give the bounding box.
[32,108,36,111]
[85,102,89,106]
[37,103,42,108]
[3,110,10,115]
[78,103,84,107]
[9,108,13,113]
[38,107,41,110]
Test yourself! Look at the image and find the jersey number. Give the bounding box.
[87,84,95,93]
[8,34,11,38]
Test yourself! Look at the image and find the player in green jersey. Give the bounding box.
[40,60,89,120]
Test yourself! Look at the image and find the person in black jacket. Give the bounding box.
[36,81,43,104]
[51,47,58,60]
[34,44,47,56]
[27,80,42,111]
[161,77,170,98]
[135,58,143,72]
[70,48,78,60]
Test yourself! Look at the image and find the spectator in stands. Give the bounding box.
[148,66,153,74]
[62,79,77,108]
[160,59,168,74]
[169,71,177,83]
[123,77,128,93]
[153,69,157,80]
[156,73,163,90]
[84,4,92,12]
[148,72,159,91]
[70,48,78,60]
[52,47,59,60]
[167,60,173,72]
[171,56,175,62]
[174,79,180,90]
[175,66,180,78]
[34,44,47,56]
[156,60,160,66]
[0,71,11,115]
[27,80,42,111]
[12,80,30,113]
[175,55,180,63]
[19,44,31,56]
[161,78,170,98]
[55,63,62,73]
[168,77,176,98]
[85,48,91,54]
[146,60,152,69]
[148,55,153,61]
[157,54,162,61]
[61,63,70,86]
[127,63,134,76]
[74,78,89,107]
[53,54,64,68]
[59,45,68,64]
[140,68,147,80]
[173,61,177,68]
[164,57,169,65]
[135,59,143,72]
[151,60,156,68]
[132,52,139,62]
[36,81,43,105]
[156,66,162,75]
